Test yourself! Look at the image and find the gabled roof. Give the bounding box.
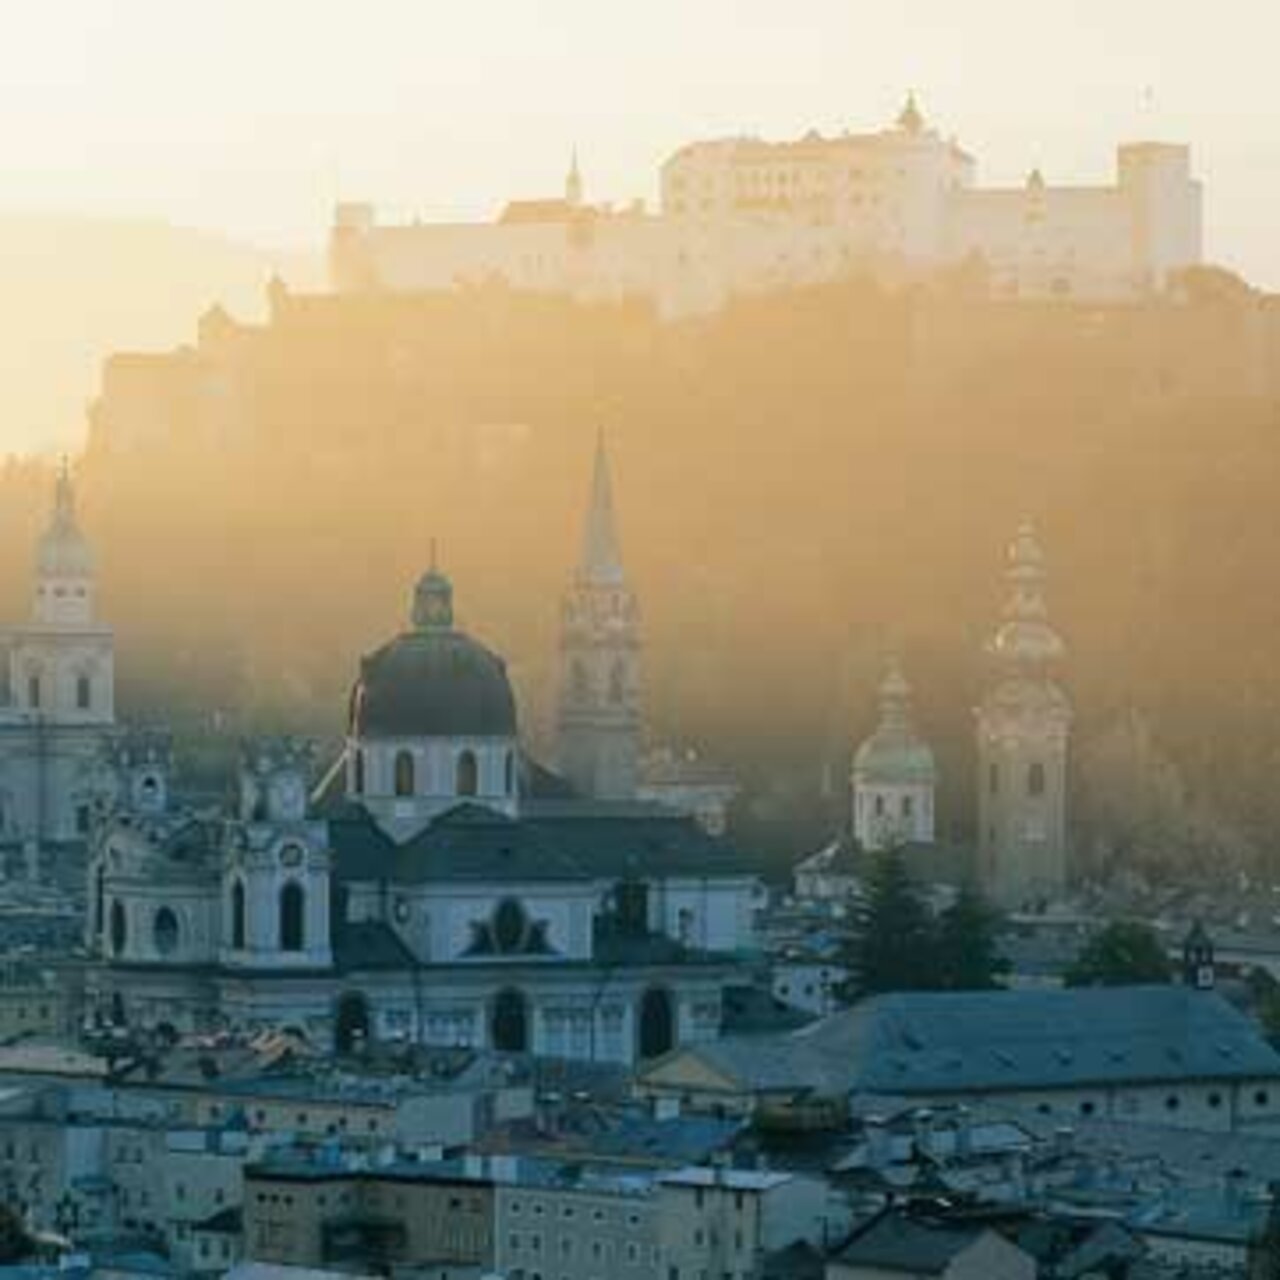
[330,798,758,885]
[833,1212,986,1275]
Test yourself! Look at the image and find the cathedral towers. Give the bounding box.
[557,435,642,800]
[976,522,1072,908]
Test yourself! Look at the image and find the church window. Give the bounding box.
[153,907,180,957]
[493,898,528,953]
[616,879,649,937]
[902,795,914,819]
[231,881,246,949]
[27,674,40,710]
[94,865,105,937]
[0,652,10,705]
[76,804,91,834]
[76,674,92,710]
[394,751,415,797]
[352,749,365,795]
[608,660,626,704]
[109,900,127,956]
[1028,763,1046,797]
[873,795,885,817]
[456,750,478,797]
[279,882,305,952]
[571,659,589,702]
[988,763,999,795]
[504,750,515,796]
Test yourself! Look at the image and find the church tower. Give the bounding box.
[975,522,1072,908]
[852,655,936,851]
[0,461,117,875]
[557,435,641,800]
[565,148,584,208]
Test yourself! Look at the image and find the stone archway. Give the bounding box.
[491,988,529,1053]
[334,991,371,1055]
[638,986,675,1060]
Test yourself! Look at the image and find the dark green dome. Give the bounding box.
[349,568,517,739]
[349,629,517,738]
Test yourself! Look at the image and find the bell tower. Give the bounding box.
[976,522,1072,908]
[556,434,641,800]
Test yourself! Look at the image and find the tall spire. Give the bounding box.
[578,431,625,586]
[566,147,584,207]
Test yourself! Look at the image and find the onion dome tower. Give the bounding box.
[975,522,1073,908]
[35,459,95,626]
[853,655,936,851]
[556,434,641,800]
[346,563,520,837]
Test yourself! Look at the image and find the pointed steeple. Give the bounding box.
[566,147,584,207]
[897,92,925,135]
[578,431,625,587]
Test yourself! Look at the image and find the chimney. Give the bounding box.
[865,1115,892,1170]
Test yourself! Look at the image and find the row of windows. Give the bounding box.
[507,1234,651,1263]
[353,748,512,799]
[1032,1087,1273,1119]
[988,761,1048,797]
[0,672,94,711]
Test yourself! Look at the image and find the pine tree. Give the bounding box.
[846,849,938,996]
[935,881,1007,990]
[1066,920,1173,987]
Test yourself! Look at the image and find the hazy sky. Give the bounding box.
[0,0,1277,281]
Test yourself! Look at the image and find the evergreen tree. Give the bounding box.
[845,849,938,996]
[935,881,1007,990]
[1066,920,1173,987]
[0,1205,31,1264]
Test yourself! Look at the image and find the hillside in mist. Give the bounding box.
[5,275,1278,876]
[0,215,319,454]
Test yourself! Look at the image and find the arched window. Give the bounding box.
[988,762,999,795]
[571,659,589,702]
[608,660,626,704]
[394,750,415,798]
[153,907,180,957]
[27,674,40,710]
[1028,762,1047,797]
[504,750,515,797]
[491,989,529,1053]
[638,987,675,1060]
[76,674,92,711]
[279,882,305,952]
[109,900,127,956]
[352,749,365,795]
[493,899,528,953]
[230,880,246,950]
[94,865,105,937]
[456,750,478,797]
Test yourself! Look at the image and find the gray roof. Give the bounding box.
[330,799,758,885]
[653,986,1280,1098]
[802,986,1280,1094]
[833,1213,985,1275]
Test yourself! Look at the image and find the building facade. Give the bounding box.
[331,98,1203,317]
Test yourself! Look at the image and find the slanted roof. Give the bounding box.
[833,1212,984,1275]
[330,798,758,885]
[801,986,1280,1094]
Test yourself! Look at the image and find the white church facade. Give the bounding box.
[85,445,763,1063]
[331,97,1202,317]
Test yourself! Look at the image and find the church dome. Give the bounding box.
[853,657,936,783]
[854,731,936,783]
[348,568,517,739]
